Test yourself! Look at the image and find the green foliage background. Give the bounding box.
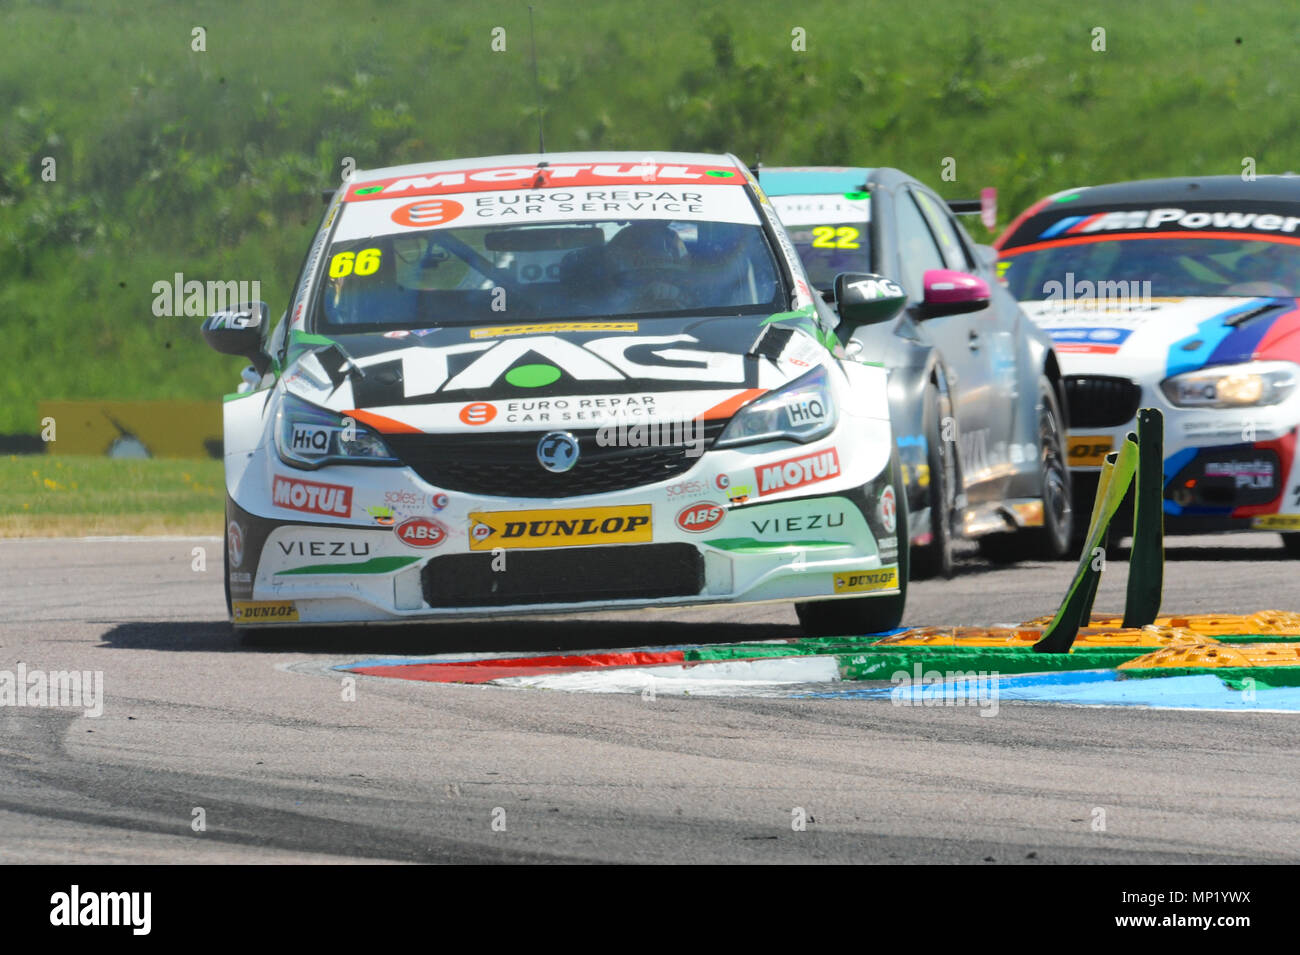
[2,0,1296,433]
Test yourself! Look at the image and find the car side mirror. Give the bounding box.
[918,269,990,319]
[832,272,908,332]
[202,301,272,376]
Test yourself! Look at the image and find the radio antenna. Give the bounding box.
[529,5,545,154]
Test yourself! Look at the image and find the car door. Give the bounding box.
[892,187,1003,503]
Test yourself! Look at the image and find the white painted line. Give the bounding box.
[495,655,841,694]
[0,536,222,544]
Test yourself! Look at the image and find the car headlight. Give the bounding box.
[715,365,837,448]
[274,394,399,468]
[1160,361,1299,409]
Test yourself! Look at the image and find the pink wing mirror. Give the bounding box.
[920,269,990,318]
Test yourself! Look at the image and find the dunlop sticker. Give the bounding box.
[832,566,899,594]
[232,601,300,623]
[1253,514,1300,530]
[1067,436,1114,467]
[469,505,652,550]
[469,322,638,339]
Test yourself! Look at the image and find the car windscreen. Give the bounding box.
[769,193,871,292]
[1000,235,1300,300]
[314,191,783,330]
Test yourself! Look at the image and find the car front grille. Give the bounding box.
[384,422,727,497]
[1063,376,1142,429]
[422,543,705,607]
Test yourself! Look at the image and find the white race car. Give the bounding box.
[203,151,915,634]
[997,174,1300,553]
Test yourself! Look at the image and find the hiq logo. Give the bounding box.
[290,425,330,453]
[786,397,826,426]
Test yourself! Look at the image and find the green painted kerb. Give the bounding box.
[1119,667,1300,689]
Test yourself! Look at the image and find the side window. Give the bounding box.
[913,189,974,272]
[894,191,947,301]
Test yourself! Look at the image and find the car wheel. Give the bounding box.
[796,448,909,637]
[1283,533,1300,557]
[910,383,956,580]
[977,375,1073,563]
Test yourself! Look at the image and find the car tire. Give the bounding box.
[795,448,909,637]
[910,382,956,580]
[1282,533,1300,557]
[977,375,1073,563]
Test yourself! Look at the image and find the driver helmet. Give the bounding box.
[605,223,690,298]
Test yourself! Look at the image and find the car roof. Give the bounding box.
[1041,174,1300,207]
[996,174,1300,249]
[351,151,745,183]
[758,166,877,195]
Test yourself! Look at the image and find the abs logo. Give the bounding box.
[459,402,497,426]
[675,501,725,533]
[395,517,447,548]
[391,198,464,228]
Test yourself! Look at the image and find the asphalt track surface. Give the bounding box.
[2,532,1298,864]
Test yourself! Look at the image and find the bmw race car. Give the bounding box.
[204,151,913,635]
[759,166,1074,573]
[996,175,1300,554]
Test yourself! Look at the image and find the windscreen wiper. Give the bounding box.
[315,341,367,396]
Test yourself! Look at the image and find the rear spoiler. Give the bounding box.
[946,199,981,215]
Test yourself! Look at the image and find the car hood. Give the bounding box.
[279,312,835,433]
[1021,295,1300,380]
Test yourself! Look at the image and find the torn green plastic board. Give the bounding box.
[1035,436,1138,653]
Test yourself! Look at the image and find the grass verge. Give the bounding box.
[0,455,223,537]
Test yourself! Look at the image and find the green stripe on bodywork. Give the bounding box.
[287,331,337,361]
[703,537,849,553]
[762,306,839,353]
[276,555,419,576]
